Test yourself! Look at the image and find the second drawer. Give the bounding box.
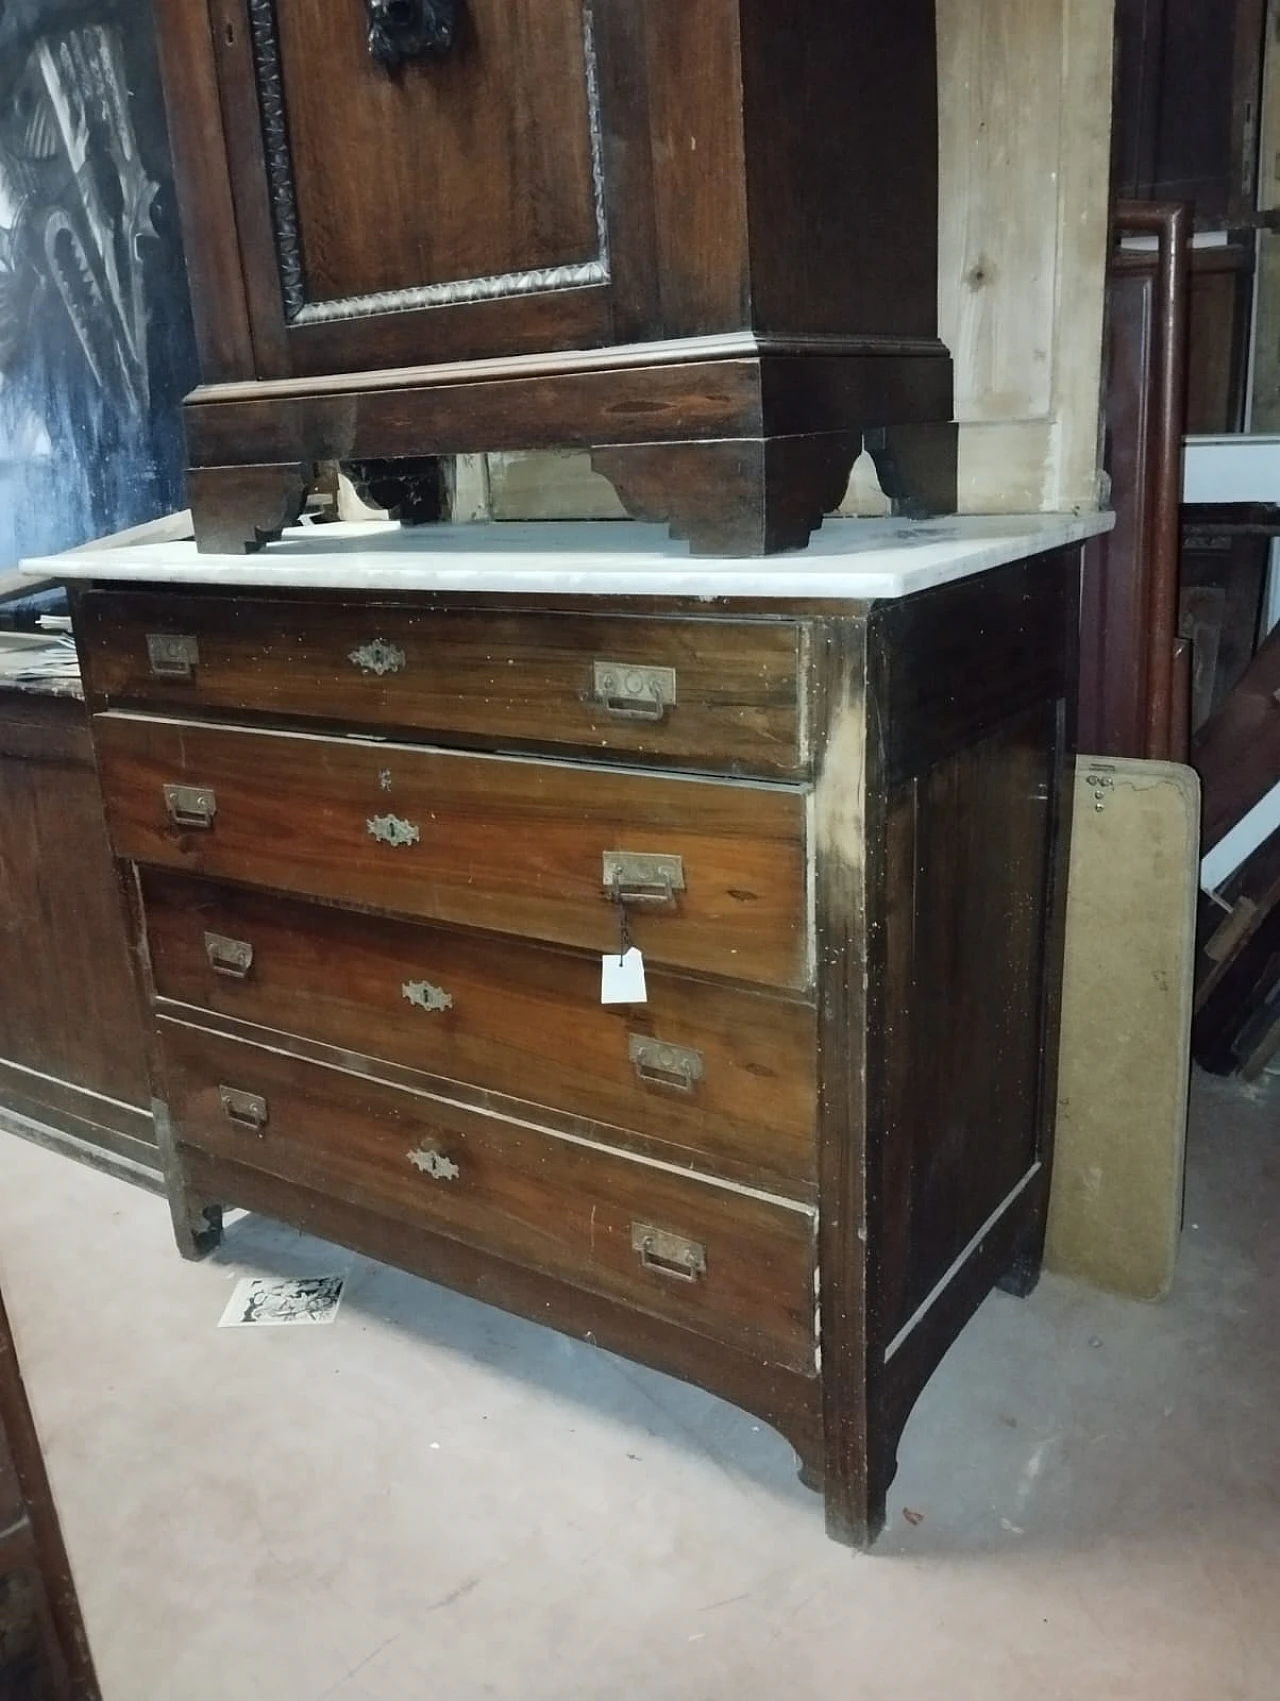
[96,712,810,990]
[143,873,817,1197]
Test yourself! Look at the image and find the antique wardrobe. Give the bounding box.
[155,0,955,554]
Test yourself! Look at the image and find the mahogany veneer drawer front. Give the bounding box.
[143,872,817,1197]
[158,1019,818,1373]
[77,592,807,777]
[95,714,809,990]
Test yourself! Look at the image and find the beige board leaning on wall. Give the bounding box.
[465,0,1116,524]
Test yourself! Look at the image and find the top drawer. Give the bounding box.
[75,593,808,777]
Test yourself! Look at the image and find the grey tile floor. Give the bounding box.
[0,1069,1275,1700]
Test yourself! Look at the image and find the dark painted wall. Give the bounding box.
[0,0,197,567]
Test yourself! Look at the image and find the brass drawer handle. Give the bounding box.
[603,851,685,907]
[368,813,420,848]
[632,1223,707,1283]
[408,1145,460,1181]
[219,1085,268,1133]
[593,662,677,723]
[146,633,199,680]
[205,932,254,980]
[402,979,453,1014]
[164,784,217,830]
[628,1036,704,1094]
[349,638,406,676]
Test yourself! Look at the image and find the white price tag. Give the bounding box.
[601,947,648,1005]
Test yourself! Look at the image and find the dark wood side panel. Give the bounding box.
[76,593,807,778]
[150,0,255,381]
[161,1020,818,1371]
[142,871,819,1197]
[873,548,1074,783]
[93,714,810,991]
[875,703,1059,1340]
[739,0,941,340]
[0,694,152,1127]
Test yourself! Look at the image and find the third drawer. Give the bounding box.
[143,871,818,1198]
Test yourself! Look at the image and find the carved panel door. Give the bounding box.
[209,0,623,378]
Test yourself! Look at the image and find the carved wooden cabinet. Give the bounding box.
[157,0,955,554]
[44,516,1089,1548]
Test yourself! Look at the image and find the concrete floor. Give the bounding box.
[0,1070,1276,1700]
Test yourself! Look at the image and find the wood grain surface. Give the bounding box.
[143,871,817,1196]
[161,1019,818,1370]
[77,592,807,777]
[95,713,810,990]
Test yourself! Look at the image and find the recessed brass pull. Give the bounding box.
[146,633,199,679]
[204,931,254,980]
[164,784,217,830]
[219,1085,268,1133]
[632,1223,707,1282]
[602,851,685,907]
[368,813,420,848]
[593,661,677,723]
[628,1036,704,1094]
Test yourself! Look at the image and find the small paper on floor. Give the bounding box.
[218,1276,346,1329]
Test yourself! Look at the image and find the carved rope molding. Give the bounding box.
[245,0,610,326]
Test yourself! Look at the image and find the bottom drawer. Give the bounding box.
[160,1020,817,1372]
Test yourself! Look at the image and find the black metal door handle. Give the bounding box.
[367,0,462,69]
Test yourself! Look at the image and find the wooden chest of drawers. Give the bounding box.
[62,524,1080,1549]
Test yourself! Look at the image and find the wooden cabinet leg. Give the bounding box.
[820,1441,897,1551]
[995,1223,1046,1298]
[592,433,861,556]
[153,1103,223,1261]
[188,462,315,554]
[863,423,958,517]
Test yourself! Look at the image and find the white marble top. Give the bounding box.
[22,512,1113,602]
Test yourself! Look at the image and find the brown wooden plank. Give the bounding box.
[161,1019,817,1371]
[94,714,809,990]
[76,593,807,778]
[143,871,816,1197]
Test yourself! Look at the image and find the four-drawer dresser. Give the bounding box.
[48,516,1094,1549]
